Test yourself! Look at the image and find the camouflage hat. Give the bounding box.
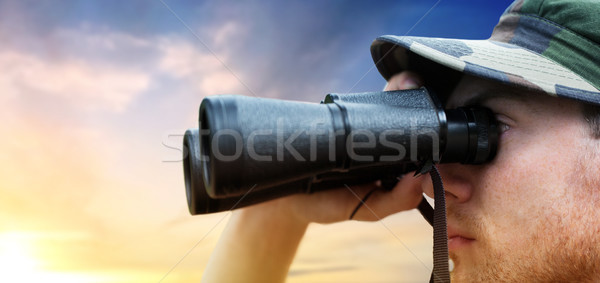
[371,0,600,106]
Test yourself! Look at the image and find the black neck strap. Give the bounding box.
[419,165,450,283]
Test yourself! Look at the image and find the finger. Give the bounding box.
[350,174,425,221]
[384,71,424,91]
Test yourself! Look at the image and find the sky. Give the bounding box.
[0,0,513,282]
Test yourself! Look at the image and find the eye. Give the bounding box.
[498,121,511,133]
[494,114,513,135]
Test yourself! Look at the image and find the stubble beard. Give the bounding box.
[447,194,600,283]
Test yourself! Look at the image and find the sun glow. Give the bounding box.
[0,232,40,280]
[0,231,111,283]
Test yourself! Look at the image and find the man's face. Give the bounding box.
[430,76,600,282]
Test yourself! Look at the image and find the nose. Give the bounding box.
[422,164,473,203]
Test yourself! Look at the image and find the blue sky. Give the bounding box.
[0,1,514,282]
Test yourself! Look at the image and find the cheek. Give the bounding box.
[474,131,577,238]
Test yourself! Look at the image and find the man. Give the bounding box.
[201,0,600,281]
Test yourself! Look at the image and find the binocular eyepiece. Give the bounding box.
[183,88,498,215]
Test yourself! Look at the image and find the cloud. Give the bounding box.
[158,41,247,96]
[158,41,243,96]
[0,50,150,112]
[212,21,244,47]
[157,22,249,96]
[53,24,152,51]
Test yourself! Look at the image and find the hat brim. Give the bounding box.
[371,35,600,105]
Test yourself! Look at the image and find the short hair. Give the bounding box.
[583,104,600,139]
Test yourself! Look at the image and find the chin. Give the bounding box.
[448,254,500,282]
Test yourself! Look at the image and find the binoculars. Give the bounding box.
[183,88,498,215]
